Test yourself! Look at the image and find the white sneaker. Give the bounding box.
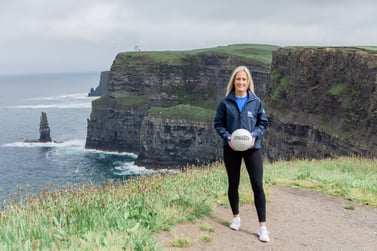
[258,226,270,242]
[229,217,240,231]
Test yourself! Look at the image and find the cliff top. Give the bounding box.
[284,45,377,52]
[114,44,280,66]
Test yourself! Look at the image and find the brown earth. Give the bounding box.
[155,186,377,251]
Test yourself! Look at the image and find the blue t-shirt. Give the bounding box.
[235,95,248,112]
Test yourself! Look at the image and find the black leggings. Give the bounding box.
[223,146,266,222]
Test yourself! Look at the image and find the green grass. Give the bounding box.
[271,75,290,101]
[200,235,212,243]
[170,238,191,247]
[328,85,344,96]
[265,157,377,206]
[0,157,376,250]
[344,205,356,210]
[117,95,148,106]
[115,44,279,66]
[93,95,148,107]
[200,223,215,233]
[191,44,280,65]
[0,164,228,251]
[147,104,215,122]
[355,46,377,51]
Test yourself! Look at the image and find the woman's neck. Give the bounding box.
[235,90,247,98]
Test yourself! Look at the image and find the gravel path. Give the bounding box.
[156,186,377,250]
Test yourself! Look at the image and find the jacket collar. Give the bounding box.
[226,90,256,102]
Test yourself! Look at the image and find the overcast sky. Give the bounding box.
[1,0,376,75]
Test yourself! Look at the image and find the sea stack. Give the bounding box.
[24,111,52,143]
[39,112,52,142]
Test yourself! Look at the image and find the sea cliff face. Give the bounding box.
[85,48,271,167]
[137,114,222,168]
[264,47,377,159]
[85,96,147,153]
[85,45,377,168]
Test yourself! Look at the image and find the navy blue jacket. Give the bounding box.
[214,90,268,149]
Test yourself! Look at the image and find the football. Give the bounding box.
[230,129,253,151]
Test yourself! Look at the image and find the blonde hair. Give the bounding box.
[225,66,255,96]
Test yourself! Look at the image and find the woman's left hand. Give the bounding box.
[249,132,256,149]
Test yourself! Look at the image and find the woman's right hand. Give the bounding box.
[228,136,236,150]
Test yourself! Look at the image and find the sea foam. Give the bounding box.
[7,93,98,109]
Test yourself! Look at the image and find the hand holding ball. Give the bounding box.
[230,129,254,151]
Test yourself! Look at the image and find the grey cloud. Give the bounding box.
[1,0,377,74]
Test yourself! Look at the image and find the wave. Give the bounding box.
[1,139,138,158]
[83,148,138,158]
[6,93,98,109]
[113,162,156,176]
[2,139,86,148]
[113,161,176,176]
[2,139,146,176]
[0,139,178,177]
[29,93,92,101]
[10,103,92,109]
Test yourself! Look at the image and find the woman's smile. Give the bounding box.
[234,71,248,97]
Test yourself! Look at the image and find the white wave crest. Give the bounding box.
[2,139,86,148]
[113,162,156,176]
[9,103,92,109]
[113,162,177,176]
[7,93,98,109]
[29,93,92,101]
[83,148,138,158]
[2,140,139,159]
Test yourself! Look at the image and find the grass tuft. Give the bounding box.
[200,235,213,242]
[170,238,192,247]
[200,223,215,233]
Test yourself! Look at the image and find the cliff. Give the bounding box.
[85,45,377,168]
[264,47,377,159]
[85,45,274,167]
[137,105,222,167]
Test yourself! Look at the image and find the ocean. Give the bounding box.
[0,72,157,206]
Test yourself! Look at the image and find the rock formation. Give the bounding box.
[88,71,109,97]
[24,112,52,143]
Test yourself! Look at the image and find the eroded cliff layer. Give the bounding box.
[137,110,222,167]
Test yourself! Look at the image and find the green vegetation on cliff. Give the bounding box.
[147,104,215,122]
[269,71,290,102]
[192,44,279,65]
[114,44,279,66]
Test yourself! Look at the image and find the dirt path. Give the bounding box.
[155,186,377,250]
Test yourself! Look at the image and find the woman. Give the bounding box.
[214,65,270,242]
